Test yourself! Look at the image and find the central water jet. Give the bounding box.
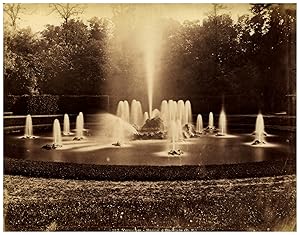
[141,16,162,119]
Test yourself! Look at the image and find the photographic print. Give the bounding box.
[3,2,296,231]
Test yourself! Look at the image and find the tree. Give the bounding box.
[4,3,26,30]
[4,27,40,95]
[245,4,296,112]
[37,18,111,95]
[49,3,85,23]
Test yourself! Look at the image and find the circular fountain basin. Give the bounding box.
[4,123,295,181]
[4,126,295,165]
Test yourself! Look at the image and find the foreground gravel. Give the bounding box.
[4,174,296,231]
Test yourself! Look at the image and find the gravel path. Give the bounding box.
[4,174,296,231]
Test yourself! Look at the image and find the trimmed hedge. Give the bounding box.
[4,95,28,115]
[4,95,109,115]
[58,95,109,114]
[27,95,59,115]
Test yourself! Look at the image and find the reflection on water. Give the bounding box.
[254,148,264,162]
[4,129,295,167]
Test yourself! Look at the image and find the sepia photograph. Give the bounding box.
[2,1,296,231]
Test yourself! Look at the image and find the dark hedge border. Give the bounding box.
[4,158,295,181]
[4,95,109,115]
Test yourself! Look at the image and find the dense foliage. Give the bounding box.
[5,95,109,114]
[4,4,296,113]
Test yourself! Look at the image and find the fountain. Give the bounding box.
[176,119,184,141]
[117,100,130,123]
[204,111,218,134]
[152,109,160,118]
[21,114,35,139]
[73,112,84,140]
[123,101,130,123]
[160,100,169,127]
[53,119,62,148]
[112,118,125,146]
[252,113,267,145]
[184,100,192,124]
[196,114,203,134]
[168,120,183,156]
[130,100,143,128]
[141,112,148,123]
[116,98,196,143]
[63,114,71,135]
[216,109,227,136]
[42,119,62,150]
[176,100,183,124]
[208,112,214,129]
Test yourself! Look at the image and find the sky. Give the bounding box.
[4,3,252,32]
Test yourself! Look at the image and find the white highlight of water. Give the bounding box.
[169,120,177,151]
[184,100,192,124]
[63,113,70,135]
[76,112,84,139]
[218,109,227,135]
[143,112,149,124]
[196,114,203,133]
[130,99,143,127]
[152,109,160,118]
[24,114,33,137]
[208,112,214,128]
[254,113,265,143]
[53,119,62,146]
[115,99,193,153]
